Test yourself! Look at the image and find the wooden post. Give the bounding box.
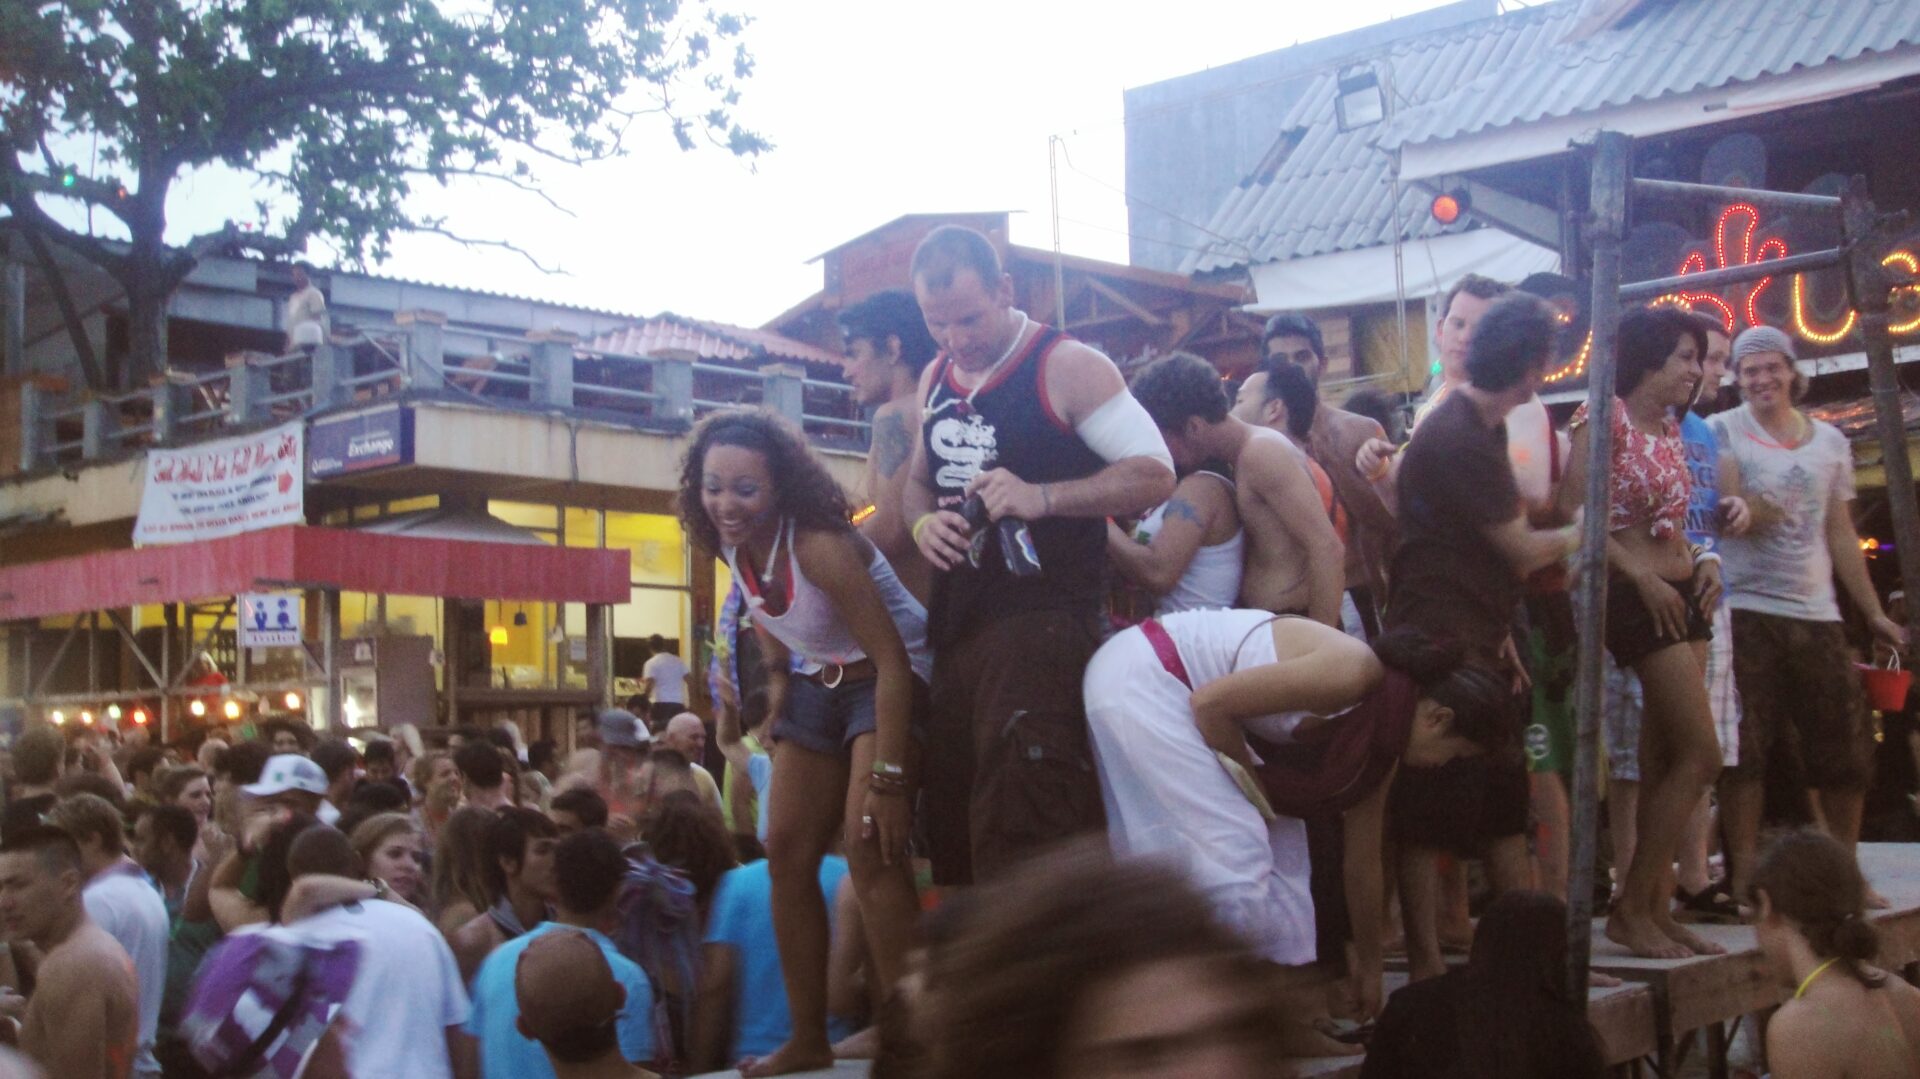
[531,331,578,410]
[3,262,23,378]
[1568,129,1632,999]
[1842,175,1920,649]
[586,603,611,711]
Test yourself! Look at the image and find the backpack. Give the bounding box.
[179,928,360,1078]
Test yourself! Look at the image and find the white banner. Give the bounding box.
[134,421,305,545]
[239,591,303,648]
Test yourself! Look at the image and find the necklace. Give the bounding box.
[1795,956,1840,999]
[955,312,1031,414]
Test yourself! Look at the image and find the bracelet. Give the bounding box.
[867,772,910,795]
[911,513,936,546]
[1693,550,1721,567]
[871,759,906,779]
[867,781,908,798]
[1364,454,1392,483]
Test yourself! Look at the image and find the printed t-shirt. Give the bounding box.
[1709,405,1854,621]
[292,899,469,1078]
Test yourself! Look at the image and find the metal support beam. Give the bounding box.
[1425,174,1564,251]
[1620,248,1844,303]
[1568,129,1632,999]
[1843,176,1920,650]
[1631,177,1842,216]
[586,603,611,711]
[102,610,164,693]
[320,589,343,731]
[28,618,86,700]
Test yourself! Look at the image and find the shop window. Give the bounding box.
[489,501,559,534]
[605,511,687,586]
[564,507,603,548]
[483,599,558,688]
[612,587,689,685]
[385,495,440,515]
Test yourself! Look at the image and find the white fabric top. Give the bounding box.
[725,520,933,683]
[642,652,690,704]
[83,864,168,1078]
[1153,608,1328,744]
[286,285,329,342]
[1709,404,1856,621]
[292,899,470,1078]
[1133,471,1244,615]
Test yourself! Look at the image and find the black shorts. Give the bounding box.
[1388,752,1531,856]
[924,607,1105,886]
[1605,571,1711,668]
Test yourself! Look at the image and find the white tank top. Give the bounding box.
[1132,471,1243,614]
[1153,608,1351,743]
[725,519,934,683]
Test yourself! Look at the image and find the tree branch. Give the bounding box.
[16,221,106,393]
[412,225,567,275]
[402,165,576,217]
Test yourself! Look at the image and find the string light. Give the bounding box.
[131,708,149,726]
[189,699,206,717]
[1544,331,1593,384]
[223,700,242,720]
[850,504,876,525]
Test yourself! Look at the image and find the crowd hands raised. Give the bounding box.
[2,227,1918,1078]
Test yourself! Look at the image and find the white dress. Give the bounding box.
[1083,608,1318,965]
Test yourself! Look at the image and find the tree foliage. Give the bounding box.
[0,0,766,388]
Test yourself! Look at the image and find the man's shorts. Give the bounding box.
[1728,609,1871,790]
[924,607,1105,886]
[772,673,929,758]
[1521,591,1576,775]
[1605,600,1740,782]
[1389,674,1529,857]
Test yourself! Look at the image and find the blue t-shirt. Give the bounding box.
[704,856,851,1061]
[466,922,656,1079]
[1681,410,1720,550]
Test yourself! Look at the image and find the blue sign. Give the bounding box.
[308,403,412,478]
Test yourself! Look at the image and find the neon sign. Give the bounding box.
[1543,203,1920,384]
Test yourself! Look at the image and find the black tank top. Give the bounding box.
[921,323,1108,645]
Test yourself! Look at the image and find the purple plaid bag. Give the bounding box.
[180,927,360,1078]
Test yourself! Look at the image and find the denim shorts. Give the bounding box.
[772,673,929,757]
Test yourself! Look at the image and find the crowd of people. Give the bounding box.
[1,222,1917,1077]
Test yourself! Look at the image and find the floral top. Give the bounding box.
[1572,401,1690,539]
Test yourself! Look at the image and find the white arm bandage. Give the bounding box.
[1076,391,1175,474]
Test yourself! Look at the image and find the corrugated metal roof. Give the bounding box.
[1381,0,1920,151]
[1181,3,1572,274]
[1184,0,1920,275]
[585,313,841,367]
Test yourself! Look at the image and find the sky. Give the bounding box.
[151,0,1461,328]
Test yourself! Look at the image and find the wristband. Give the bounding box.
[871,759,906,779]
[911,513,936,546]
[1364,456,1392,483]
[1693,549,1721,567]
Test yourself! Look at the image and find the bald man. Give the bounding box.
[660,714,726,818]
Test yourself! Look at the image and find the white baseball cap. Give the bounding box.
[242,754,329,798]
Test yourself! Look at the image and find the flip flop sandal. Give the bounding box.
[1673,883,1742,923]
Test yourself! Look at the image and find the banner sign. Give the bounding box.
[308,403,413,479]
[239,591,302,648]
[134,421,304,545]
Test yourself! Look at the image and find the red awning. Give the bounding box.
[0,525,631,622]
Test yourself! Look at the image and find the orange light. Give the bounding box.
[189,699,207,718]
[1430,193,1462,225]
[284,691,303,711]
[80,711,94,726]
[49,710,65,726]
[489,625,510,646]
[223,700,242,720]
[131,709,149,726]
[850,503,876,525]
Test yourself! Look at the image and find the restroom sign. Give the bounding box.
[239,592,302,648]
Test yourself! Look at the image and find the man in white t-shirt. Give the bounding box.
[1712,326,1906,904]
[285,263,328,351]
[282,828,472,1078]
[47,795,168,1079]
[640,635,690,730]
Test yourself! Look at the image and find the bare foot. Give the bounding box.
[1654,914,1726,956]
[832,1025,880,1059]
[1590,971,1624,988]
[1606,912,1692,959]
[1866,885,1892,910]
[739,1038,836,1077]
[1274,1019,1362,1058]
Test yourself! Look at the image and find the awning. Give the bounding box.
[1247,228,1559,311]
[0,525,630,622]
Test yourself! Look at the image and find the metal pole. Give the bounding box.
[321,589,343,731]
[1620,248,1845,303]
[1630,177,1843,216]
[1842,176,1920,646]
[1048,135,1067,329]
[1568,129,1632,999]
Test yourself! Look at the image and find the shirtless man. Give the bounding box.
[1131,352,1345,626]
[0,825,139,1079]
[1252,314,1397,615]
[839,289,940,601]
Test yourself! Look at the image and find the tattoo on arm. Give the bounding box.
[1161,497,1202,527]
[872,411,913,480]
